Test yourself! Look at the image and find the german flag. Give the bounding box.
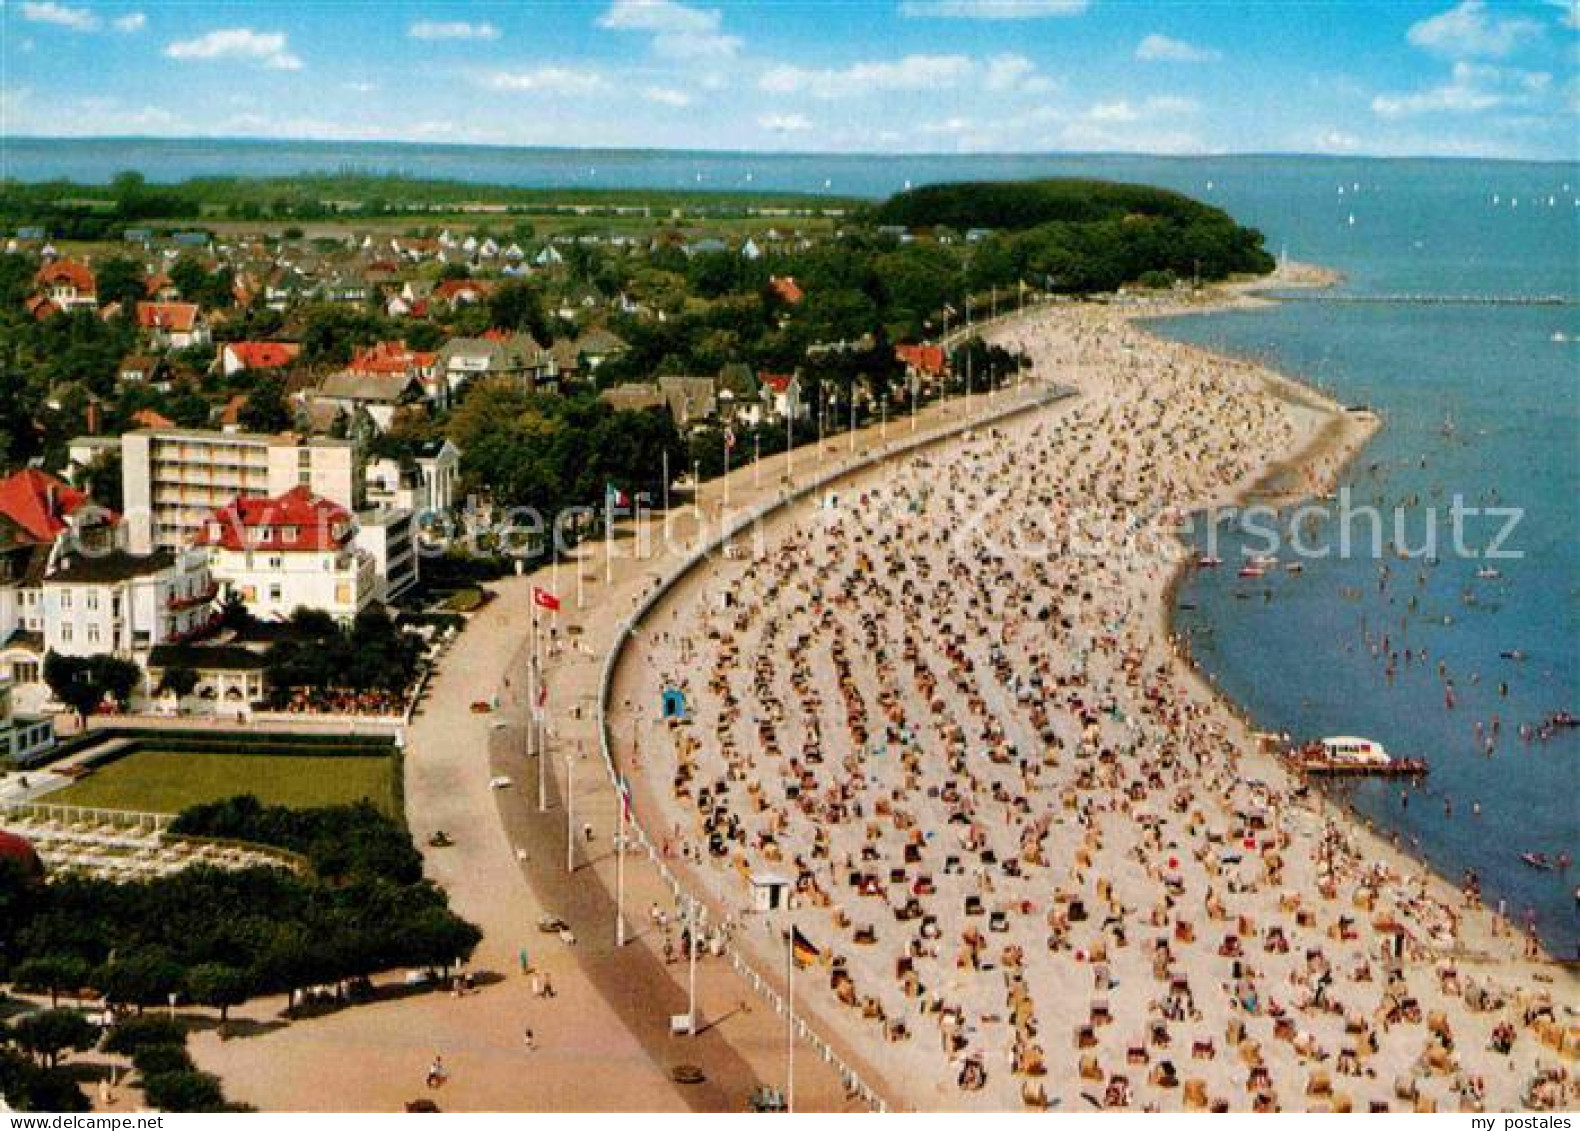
[791,926,820,969]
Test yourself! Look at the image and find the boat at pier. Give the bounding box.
[1287,736,1427,777]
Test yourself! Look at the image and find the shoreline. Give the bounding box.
[607,266,1573,1111]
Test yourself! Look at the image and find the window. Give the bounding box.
[269,584,282,602]
[60,591,72,609]
[60,625,72,643]
[87,625,101,644]
[86,592,99,611]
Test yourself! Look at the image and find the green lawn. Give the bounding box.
[53,750,399,817]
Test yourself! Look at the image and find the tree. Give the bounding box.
[141,1069,227,1113]
[96,950,183,1014]
[11,956,89,1007]
[43,653,104,722]
[236,379,292,433]
[9,1008,96,1069]
[185,963,251,1024]
[487,281,551,342]
[157,666,200,703]
[101,1016,186,1057]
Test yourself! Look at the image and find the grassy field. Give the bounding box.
[53,749,399,817]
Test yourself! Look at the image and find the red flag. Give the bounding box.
[533,586,561,612]
[723,427,736,451]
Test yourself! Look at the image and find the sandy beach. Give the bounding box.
[174,273,1577,1114]
[605,276,1578,1112]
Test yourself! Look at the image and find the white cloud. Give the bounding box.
[643,85,692,107]
[984,53,1052,93]
[1313,129,1362,152]
[1085,95,1196,123]
[1135,33,1219,63]
[760,54,974,98]
[165,28,303,70]
[598,0,741,59]
[343,81,378,94]
[900,0,1087,18]
[758,112,812,133]
[1371,60,1550,116]
[19,2,98,31]
[113,12,146,33]
[1407,1,1542,59]
[482,67,611,95]
[1549,1,1579,31]
[409,20,500,41]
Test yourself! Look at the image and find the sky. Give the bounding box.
[0,0,1576,159]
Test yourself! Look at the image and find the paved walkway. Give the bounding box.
[187,336,1053,1111]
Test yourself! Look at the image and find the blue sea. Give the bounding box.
[6,138,1577,950]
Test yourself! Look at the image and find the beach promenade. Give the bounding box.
[188,274,1575,1112]
[186,310,1060,1112]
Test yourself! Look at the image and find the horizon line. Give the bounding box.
[2,134,1576,170]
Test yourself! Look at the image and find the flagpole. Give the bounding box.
[785,405,793,483]
[534,610,546,812]
[723,433,731,515]
[785,928,795,1113]
[687,896,698,1035]
[604,493,613,585]
[615,785,627,946]
[576,532,585,610]
[661,448,670,515]
[753,431,761,489]
[565,752,574,873]
[550,539,559,629]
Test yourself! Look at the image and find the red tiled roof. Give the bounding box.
[0,468,102,543]
[194,486,353,553]
[896,343,947,377]
[37,258,96,295]
[144,272,175,297]
[25,295,59,321]
[130,408,176,429]
[348,340,435,375]
[769,275,804,305]
[434,278,491,302]
[136,301,201,333]
[225,341,300,370]
[760,372,795,394]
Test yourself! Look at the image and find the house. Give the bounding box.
[130,408,176,430]
[436,334,552,396]
[896,343,948,386]
[221,341,301,377]
[136,302,210,351]
[572,326,629,371]
[658,376,718,429]
[716,364,762,428]
[0,679,55,767]
[768,275,804,305]
[309,370,424,433]
[117,353,166,386]
[42,547,216,663]
[34,258,97,312]
[353,507,419,603]
[197,487,375,623]
[145,643,267,711]
[600,382,665,414]
[144,272,180,302]
[760,372,808,422]
[432,277,492,307]
[346,340,443,405]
